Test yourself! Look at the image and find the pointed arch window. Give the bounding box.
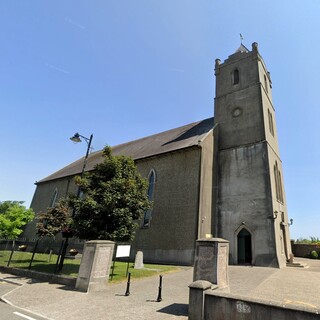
[274,164,279,201]
[278,172,284,203]
[264,74,269,93]
[143,169,156,228]
[268,109,274,136]
[274,161,284,203]
[50,188,58,207]
[233,69,240,85]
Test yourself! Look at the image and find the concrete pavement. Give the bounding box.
[1,267,192,320]
[1,258,320,319]
[220,258,320,313]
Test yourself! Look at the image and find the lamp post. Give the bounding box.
[70,133,93,197]
[70,132,93,177]
[56,132,93,274]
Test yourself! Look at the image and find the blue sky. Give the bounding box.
[0,1,319,240]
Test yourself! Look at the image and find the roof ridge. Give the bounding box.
[36,117,214,184]
[113,117,213,149]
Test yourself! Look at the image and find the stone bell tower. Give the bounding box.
[213,42,292,267]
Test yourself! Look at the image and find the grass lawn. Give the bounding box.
[0,250,80,277]
[110,261,180,283]
[0,250,180,281]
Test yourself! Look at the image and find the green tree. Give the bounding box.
[0,201,34,239]
[68,146,150,241]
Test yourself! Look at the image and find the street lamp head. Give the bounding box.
[69,132,93,197]
[70,133,81,143]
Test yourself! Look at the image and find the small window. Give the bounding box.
[274,162,284,203]
[143,169,156,228]
[268,109,274,136]
[233,69,239,85]
[264,74,268,93]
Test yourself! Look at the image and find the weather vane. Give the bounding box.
[240,33,243,44]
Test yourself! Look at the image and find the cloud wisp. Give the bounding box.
[45,63,70,75]
[65,17,86,30]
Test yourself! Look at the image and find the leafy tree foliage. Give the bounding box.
[36,199,72,238]
[68,146,150,242]
[0,201,34,239]
[295,237,320,245]
[37,147,150,242]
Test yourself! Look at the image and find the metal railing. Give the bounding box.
[0,238,83,277]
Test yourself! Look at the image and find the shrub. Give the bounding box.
[310,250,318,259]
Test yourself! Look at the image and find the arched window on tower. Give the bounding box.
[268,109,275,136]
[143,169,156,228]
[274,164,279,201]
[278,172,284,203]
[233,69,240,85]
[274,161,284,203]
[264,74,269,93]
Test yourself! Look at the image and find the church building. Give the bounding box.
[25,42,292,268]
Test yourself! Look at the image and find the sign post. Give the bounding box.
[110,244,131,280]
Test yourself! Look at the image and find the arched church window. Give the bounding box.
[143,169,156,228]
[264,74,269,93]
[233,69,240,85]
[50,188,58,207]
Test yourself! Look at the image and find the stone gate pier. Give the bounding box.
[189,238,229,320]
[76,240,115,292]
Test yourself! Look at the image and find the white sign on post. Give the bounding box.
[116,245,131,258]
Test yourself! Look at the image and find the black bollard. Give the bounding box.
[125,272,131,296]
[156,275,163,302]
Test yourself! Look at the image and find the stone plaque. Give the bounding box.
[76,240,115,292]
[194,238,229,288]
[198,246,213,270]
[93,246,111,278]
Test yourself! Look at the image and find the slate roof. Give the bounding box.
[37,117,214,184]
[235,43,249,53]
